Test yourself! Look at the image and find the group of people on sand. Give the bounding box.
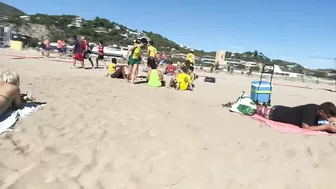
[104,39,196,90]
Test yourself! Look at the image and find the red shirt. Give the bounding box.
[83,40,89,51]
[98,45,104,55]
[166,64,176,75]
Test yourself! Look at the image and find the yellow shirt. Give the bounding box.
[108,63,116,75]
[186,53,195,63]
[148,45,157,57]
[177,73,191,90]
[132,45,142,59]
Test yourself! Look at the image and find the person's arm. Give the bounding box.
[146,70,151,81]
[158,70,163,80]
[12,86,24,109]
[126,46,136,58]
[301,105,332,132]
[301,123,335,132]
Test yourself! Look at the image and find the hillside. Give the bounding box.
[0,2,25,16]
[5,12,332,77]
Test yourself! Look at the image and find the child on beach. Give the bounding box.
[96,40,105,69]
[169,65,193,91]
[106,58,127,79]
[147,57,164,87]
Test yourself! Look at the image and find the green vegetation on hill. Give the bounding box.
[0,2,25,16]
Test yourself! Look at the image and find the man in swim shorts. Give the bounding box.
[72,35,84,68]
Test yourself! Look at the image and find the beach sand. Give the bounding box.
[0,49,336,189]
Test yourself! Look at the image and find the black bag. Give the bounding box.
[204,77,216,83]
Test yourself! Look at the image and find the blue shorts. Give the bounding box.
[163,59,168,64]
[44,47,50,51]
[62,48,67,53]
[57,48,62,52]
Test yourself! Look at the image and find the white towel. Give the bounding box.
[0,102,44,134]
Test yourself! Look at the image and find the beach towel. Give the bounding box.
[251,114,329,135]
[0,102,45,134]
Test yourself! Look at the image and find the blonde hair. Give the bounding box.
[2,70,20,86]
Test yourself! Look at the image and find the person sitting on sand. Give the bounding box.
[169,65,193,91]
[255,102,336,133]
[181,60,196,85]
[147,57,164,87]
[0,70,35,116]
[106,58,127,79]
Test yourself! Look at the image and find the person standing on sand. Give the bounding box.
[186,49,195,67]
[61,40,67,57]
[147,41,157,66]
[57,39,63,57]
[72,35,84,68]
[43,39,50,58]
[96,40,105,69]
[126,38,147,84]
[255,102,336,133]
[82,37,94,69]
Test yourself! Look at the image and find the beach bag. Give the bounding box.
[204,77,216,83]
[230,92,256,115]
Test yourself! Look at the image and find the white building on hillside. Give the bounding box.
[19,15,30,21]
[67,16,84,28]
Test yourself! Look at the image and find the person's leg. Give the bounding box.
[127,63,133,82]
[130,63,139,84]
[121,66,127,79]
[88,57,94,68]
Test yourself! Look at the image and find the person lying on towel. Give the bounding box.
[256,102,336,133]
[0,70,35,116]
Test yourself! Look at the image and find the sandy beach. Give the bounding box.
[0,49,336,189]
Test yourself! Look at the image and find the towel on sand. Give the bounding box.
[251,114,329,135]
[0,102,44,134]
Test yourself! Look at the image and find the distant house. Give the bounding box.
[95,27,108,34]
[172,53,187,59]
[19,15,30,21]
[67,16,83,28]
[201,56,215,65]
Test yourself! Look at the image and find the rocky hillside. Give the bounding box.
[0,2,25,16]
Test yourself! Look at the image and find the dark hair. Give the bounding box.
[140,38,148,45]
[135,39,141,44]
[73,35,77,40]
[149,41,154,45]
[99,40,103,45]
[112,58,117,63]
[319,102,336,117]
[181,65,188,73]
[148,58,157,69]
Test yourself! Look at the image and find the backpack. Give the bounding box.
[204,77,216,83]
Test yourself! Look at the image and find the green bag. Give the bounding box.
[229,92,257,116]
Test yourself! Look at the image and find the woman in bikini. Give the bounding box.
[0,70,26,116]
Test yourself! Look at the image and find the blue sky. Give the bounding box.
[3,0,336,68]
